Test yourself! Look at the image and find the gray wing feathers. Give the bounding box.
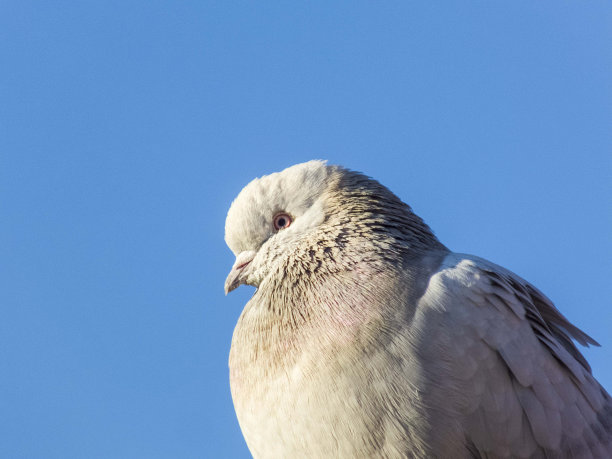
[426,254,612,458]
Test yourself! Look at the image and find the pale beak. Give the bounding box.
[224,251,256,295]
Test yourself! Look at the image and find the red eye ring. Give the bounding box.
[273,213,292,230]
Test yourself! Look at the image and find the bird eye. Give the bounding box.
[273,213,292,230]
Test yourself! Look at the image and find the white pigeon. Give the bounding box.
[224,160,612,458]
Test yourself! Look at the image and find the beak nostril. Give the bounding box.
[236,260,251,270]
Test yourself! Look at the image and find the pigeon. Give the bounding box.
[224,160,612,458]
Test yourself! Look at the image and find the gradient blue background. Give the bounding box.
[1,2,610,458]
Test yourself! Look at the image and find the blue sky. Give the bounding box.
[1,2,610,458]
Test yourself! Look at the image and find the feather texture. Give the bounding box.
[224,161,611,458]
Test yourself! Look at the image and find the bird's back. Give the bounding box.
[414,252,612,458]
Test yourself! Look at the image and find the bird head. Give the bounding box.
[224,160,443,295]
[224,160,335,294]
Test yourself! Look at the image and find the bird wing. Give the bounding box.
[415,253,612,458]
